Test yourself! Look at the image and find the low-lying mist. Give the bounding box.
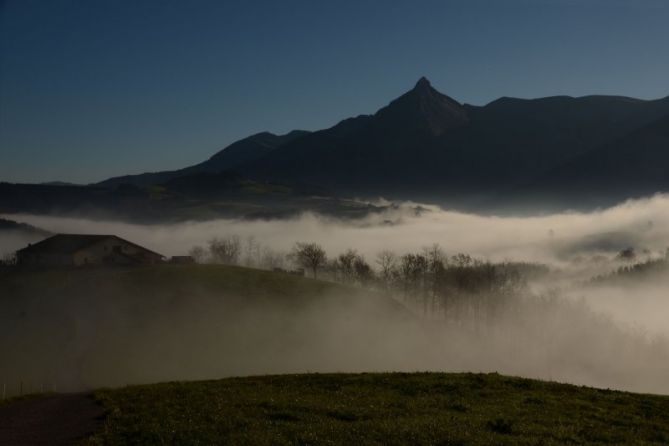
[2,194,669,395]
[5,193,669,266]
[1,266,668,397]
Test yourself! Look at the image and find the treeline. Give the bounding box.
[591,253,669,284]
[189,236,286,270]
[190,236,549,319]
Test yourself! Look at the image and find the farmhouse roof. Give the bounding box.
[17,234,164,257]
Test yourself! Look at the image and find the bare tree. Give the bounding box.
[259,247,285,270]
[376,250,397,288]
[336,249,358,283]
[242,236,263,267]
[208,236,241,265]
[616,247,637,262]
[289,242,327,279]
[423,244,446,313]
[331,249,374,285]
[451,253,474,267]
[423,244,445,268]
[188,245,208,264]
[353,255,373,285]
[398,252,431,313]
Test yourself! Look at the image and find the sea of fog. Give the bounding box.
[5,194,669,265]
[4,194,669,337]
[2,194,669,395]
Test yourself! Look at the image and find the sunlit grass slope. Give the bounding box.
[87,372,669,446]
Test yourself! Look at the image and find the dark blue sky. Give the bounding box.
[1,0,668,184]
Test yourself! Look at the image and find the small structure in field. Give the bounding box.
[16,234,164,267]
[272,267,305,276]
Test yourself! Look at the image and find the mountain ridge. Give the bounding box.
[97,130,310,188]
[233,79,669,204]
[12,77,669,216]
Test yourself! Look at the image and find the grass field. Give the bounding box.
[0,264,351,301]
[86,372,669,445]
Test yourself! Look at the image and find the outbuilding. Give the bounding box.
[16,234,164,267]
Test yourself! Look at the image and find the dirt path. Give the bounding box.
[0,393,105,445]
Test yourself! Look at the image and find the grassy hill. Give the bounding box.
[0,264,406,317]
[86,372,669,445]
[0,263,358,300]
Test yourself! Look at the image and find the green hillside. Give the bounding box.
[0,263,347,299]
[0,264,406,315]
[87,372,669,445]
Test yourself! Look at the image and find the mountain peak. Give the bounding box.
[374,77,469,135]
[414,76,432,89]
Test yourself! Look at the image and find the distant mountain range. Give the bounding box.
[2,77,669,219]
[0,218,51,237]
[97,130,310,188]
[97,77,669,209]
[0,218,52,257]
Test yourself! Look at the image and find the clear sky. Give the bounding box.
[1,0,668,184]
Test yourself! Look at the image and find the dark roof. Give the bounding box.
[17,234,164,257]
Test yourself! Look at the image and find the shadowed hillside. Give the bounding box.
[3,263,669,397]
[0,218,52,260]
[239,81,669,205]
[97,130,310,188]
[0,265,415,395]
[514,112,669,209]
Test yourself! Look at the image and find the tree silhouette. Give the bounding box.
[290,242,327,278]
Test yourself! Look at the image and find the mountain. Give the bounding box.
[513,112,669,209]
[97,130,309,188]
[40,181,80,186]
[0,180,385,222]
[6,78,669,218]
[374,76,469,135]
[0,218,52,258]
[236,79,669,205]
[236,78,472,196]
[0,218,51,237]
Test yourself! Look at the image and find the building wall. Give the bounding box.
[17,252,74,267]
[72,238,162,266]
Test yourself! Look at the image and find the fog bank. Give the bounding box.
[5,193,669,265]
[1,268,668,397]
[2,194,669,395]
